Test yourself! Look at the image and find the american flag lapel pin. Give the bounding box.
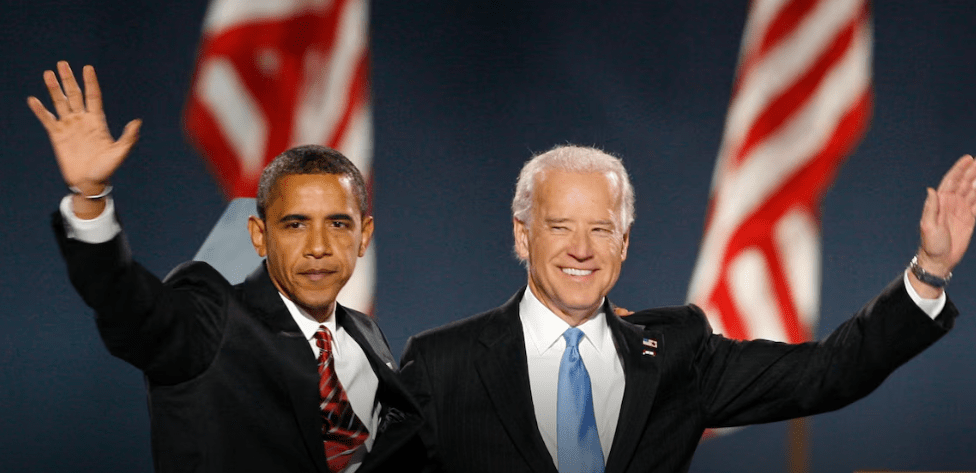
[642,337,658,356]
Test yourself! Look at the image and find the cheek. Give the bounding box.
[530,235,559,256]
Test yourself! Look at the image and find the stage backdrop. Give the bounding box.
[1,1,974,472]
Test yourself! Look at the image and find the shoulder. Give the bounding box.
[340,304,384,335]
[404,302,513,359]
[623,304,709,331]
[164,260,234,290]
[412,307,500,345]
[618,304,716,352]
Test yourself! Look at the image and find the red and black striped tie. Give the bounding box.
[314,325,369,472]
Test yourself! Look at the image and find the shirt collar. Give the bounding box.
[278,293,340,355]
[519,286,609,357]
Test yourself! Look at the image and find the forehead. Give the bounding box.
[534,170,617,214]
[267,173,358,214]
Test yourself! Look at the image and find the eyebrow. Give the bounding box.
[327,213,355,222]
[279,213,355,223]
[543,217,614,226]
[279,214,309,223]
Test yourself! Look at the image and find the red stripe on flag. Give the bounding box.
[732,6,868,168]
[184,3,352,198]
[703,87,872,342]
[327,51,370,150]
[733,0,820,97]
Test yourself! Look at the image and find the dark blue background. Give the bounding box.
[2,1,974,471]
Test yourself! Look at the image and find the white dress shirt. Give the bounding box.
[520,287,625,468]
[60,195,382,472]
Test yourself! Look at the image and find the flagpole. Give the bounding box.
[787,417,809,473]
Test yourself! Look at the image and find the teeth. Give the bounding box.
[562,268,593,276]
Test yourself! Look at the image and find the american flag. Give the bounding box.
[184,0,375,314]
[686,0,873,347]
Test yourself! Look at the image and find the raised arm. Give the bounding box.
[911,155,976,298]
[27,61,141,219]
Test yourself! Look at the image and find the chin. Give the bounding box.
[295,296,336,312]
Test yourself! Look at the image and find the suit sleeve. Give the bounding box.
[692,276,957,427]
[52,211,230,385]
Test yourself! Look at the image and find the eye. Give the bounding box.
[330,220,350,229]
[285,221,305,229]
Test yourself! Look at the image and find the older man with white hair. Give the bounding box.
[400,144,976,473]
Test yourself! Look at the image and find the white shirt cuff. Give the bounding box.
[59,194,122,244]
[903,269,946,319]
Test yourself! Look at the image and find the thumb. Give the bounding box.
[117,119,142,150]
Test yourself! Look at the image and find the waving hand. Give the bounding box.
[911,155,976,297]
[27,61,141,197]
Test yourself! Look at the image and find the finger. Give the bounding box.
[43,69,70,117]
[921,187,939,231]
[58,61,85,112]
[962,155,976,191]
[964,162,976,214]
[107,119,142,169]
[116,119,142,150]
[962,158,976,210]
[938,155,972,194]
[26,96,57,129]
[82,65,103,115]
[613,307,634,317]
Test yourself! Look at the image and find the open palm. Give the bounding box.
[27,61,140,194]
[918,155,976,275]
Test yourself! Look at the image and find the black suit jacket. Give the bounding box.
[53,213,424,473]
[399,279,956,473]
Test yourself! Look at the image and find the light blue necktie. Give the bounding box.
[557,327,604,473]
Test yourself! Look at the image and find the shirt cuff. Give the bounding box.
[903,269,946,319]
[59,194,121,244]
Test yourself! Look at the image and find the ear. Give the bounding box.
[620,228,630,262]
[248,215,268,257]
[513,217,530,260]
[358,216,374,257]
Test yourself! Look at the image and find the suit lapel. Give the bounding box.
[241,263,332,473]
[475,289,558,473]
[336,305,423,472]
[604,308,661,473]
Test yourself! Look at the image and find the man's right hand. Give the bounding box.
[27,61,141,218]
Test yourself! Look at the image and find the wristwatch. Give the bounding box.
[909,255,951,288]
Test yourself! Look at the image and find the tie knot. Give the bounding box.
[314,325,333,351]
[562,327,584,348]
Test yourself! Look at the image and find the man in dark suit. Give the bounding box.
[400,145,976,473]
[31,61,423,472]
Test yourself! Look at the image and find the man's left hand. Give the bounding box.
[912,155,976,297]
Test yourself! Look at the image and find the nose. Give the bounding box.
[305,225,333,258]
[567,229,594,261]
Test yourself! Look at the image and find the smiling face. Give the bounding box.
[514,170,629,325]
[248,173,373,321]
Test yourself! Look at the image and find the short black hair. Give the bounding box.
[255,145,368,220]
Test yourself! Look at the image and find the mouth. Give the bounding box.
[299,269,337,281]
[561,267,594,277]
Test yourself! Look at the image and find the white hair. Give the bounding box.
[512,144,635,230]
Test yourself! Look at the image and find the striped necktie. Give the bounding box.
[314,325,369,471]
